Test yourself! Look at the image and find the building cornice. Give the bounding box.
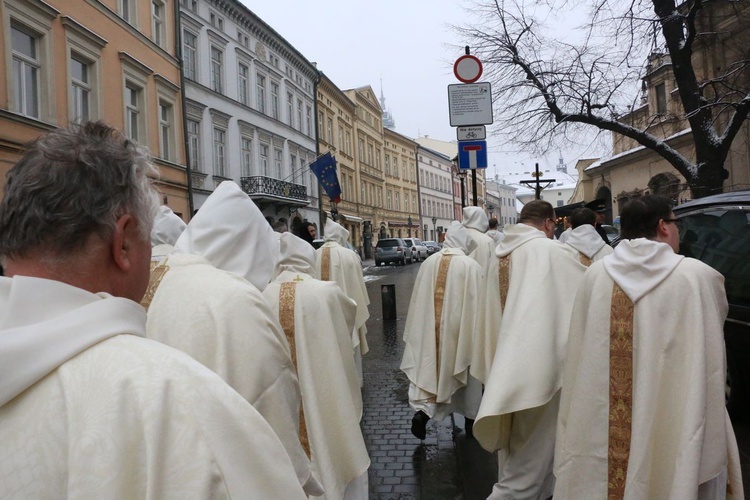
[208,0,318,81]
[61,16,108,48]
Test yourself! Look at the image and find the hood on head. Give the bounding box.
[150,205,186,246]
[443,221,478,255]
[462,206,489,232]
[324,218,349,246]
[173,181,276,291]
[276,232,318,278]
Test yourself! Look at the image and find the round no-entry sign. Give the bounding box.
[453,54,483,83]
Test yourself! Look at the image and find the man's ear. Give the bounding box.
[655,218,669,241]
[111,214,136,272]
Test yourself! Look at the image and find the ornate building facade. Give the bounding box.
[179,0,319,229]
[1,0,188,216]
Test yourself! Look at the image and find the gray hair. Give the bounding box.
[0,121,159,260]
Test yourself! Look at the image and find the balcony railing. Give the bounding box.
[240,176,308,204]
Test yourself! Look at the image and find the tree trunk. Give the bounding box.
[692,160,726,199]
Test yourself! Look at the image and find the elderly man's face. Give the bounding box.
[308,226,316,238]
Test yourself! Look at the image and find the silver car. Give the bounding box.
[375,238,413,266]
[403,238,428,262]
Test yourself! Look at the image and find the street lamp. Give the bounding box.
[488,204,494,218]
[432,216,437,240]
[407,216,413,237]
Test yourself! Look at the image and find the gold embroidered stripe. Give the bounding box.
[140,262,170,310]
[279,282,311,458]
[608,282,634,500]
[321,247,331,281]
[433,254,453,393]
[579,253,592,267]
[498,255,510,311]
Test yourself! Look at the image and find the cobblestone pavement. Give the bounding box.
[361,261,496,499]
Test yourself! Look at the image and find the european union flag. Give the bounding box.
[309,152,342,203]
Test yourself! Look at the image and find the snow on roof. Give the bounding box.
[585,128,692,171]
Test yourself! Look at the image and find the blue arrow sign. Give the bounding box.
[458,140,488,169]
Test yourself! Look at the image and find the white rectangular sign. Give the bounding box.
[457,125,486,141]
[448,82,493,127]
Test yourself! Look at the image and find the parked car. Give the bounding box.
[375,238,413,266]
[423,241,441,255]
[673,190,750,422]
[403,238,428,262]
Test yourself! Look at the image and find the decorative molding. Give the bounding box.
[10,0,59,21]
[206,28,229,46]
[154,73,180,94]
[209,108,231,128]
[118,51,154,75]
[184,99,206,120]
[61,16,107,48]
[238,120,255,136]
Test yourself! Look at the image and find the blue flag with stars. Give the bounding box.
[309,152,342,203]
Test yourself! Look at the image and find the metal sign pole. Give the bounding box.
[472,169,478,206]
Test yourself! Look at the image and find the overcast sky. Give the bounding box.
[243,0,601,179]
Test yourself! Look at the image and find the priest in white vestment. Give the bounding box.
[146,181,321,495]
[315,218,370,387]
[400,221,484,439]
[554,195,743,500]
[486,217,504,244]
[559,207,613,266]
[0,122,306,498]
[462,206,497,272]
[472,200,586,500]
[264,233,371,500]
[150,205,186,263]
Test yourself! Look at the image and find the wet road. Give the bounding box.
[361,260,496,499]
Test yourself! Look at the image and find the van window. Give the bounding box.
[679,208,750,308]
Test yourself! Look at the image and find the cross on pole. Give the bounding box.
[520,163,556,200]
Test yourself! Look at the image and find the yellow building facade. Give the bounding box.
[0,0,188,217]
[575,1,750,218]
[383,128,419,239]
[316,73,363,249]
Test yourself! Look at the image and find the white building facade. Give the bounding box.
[485,178,518,227]
[418,146,454,243]
[179,0,319,228]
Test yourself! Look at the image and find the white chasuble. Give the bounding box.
[554,239,744,500]
[400,248,483,419]
[146,253,320,495]
[473,223,586,453]
[264,270,370,500]
[0,276,306,498]
[316,219,370,387]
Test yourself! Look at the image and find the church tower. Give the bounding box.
[380,80,396,130]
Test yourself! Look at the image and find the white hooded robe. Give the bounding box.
[560,223,613,265]
[0,276,306,498]
[264,233,370,500]
[400,222,484,421]
[145,181,320,495]
[554,239,743,500]
[315,219,370,387]
[473,222,586,500]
